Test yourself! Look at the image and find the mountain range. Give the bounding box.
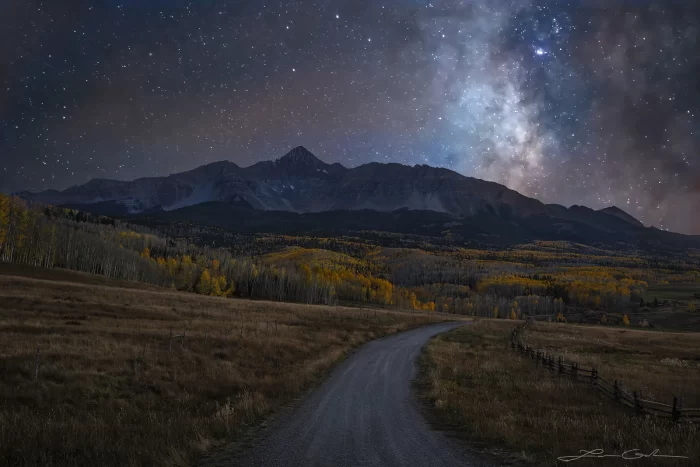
[16,147,698,249]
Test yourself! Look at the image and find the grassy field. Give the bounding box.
[0,265,447,466]
[418,320,700,467]
[560,280,700,332]
[523,322,700,406]
[644,283,700,304]
[632,282,700,331]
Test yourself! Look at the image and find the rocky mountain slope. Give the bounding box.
[17,146,644,235]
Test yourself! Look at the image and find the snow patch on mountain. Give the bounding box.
[164,182,216,211]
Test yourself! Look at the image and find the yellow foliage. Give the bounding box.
[167,257,179,276]
[14,208,31,251]
[197,269,212,295]
[0,193,10,248]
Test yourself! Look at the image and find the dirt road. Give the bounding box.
[231,321,487,467]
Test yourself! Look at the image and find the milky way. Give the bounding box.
[1,1,699,233]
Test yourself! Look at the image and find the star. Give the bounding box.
[0,0,698,233]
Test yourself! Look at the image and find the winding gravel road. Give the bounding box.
[229,321,488,467]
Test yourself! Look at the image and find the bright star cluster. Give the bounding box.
[1,1,699,233]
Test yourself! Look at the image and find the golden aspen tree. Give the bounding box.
[13,205,31,258]
[167,257,178,276]
[0,193,9,250]
[210,276,222,296]
[181,256,194,287]
[197,269,212,295]
[222,276,235,297]
[409,292,418,310]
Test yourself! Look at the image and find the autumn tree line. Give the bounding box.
[0,195,667,316]
[0,195,167,283]
[0,196,428,308]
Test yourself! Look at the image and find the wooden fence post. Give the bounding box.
[672,396,680,421]
[613,380,620,402]
[591,366,598,387]
[571,362,577,380]
[634,391,643,414]
[168,328,173,353]
[34,346,40,380]
[558,357,564,375]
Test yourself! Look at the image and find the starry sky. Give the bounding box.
[1,1,699,233]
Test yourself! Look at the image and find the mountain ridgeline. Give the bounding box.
[16,147,699,248]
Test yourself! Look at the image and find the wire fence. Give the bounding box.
[509,320,700,422]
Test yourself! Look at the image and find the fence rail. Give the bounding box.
[509,321,700,422]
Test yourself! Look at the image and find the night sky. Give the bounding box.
[1,1,699,233]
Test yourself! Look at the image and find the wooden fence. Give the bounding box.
[509,321,700,422]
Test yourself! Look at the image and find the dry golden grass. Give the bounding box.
[523,323,700,407]
[418,320,700,467]
[0,266,446,466]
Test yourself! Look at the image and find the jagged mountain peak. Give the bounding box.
[14,147,657,240]
[276,146,325,167]
[599,206,644,227]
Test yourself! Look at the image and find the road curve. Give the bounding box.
[230,321,487,467]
